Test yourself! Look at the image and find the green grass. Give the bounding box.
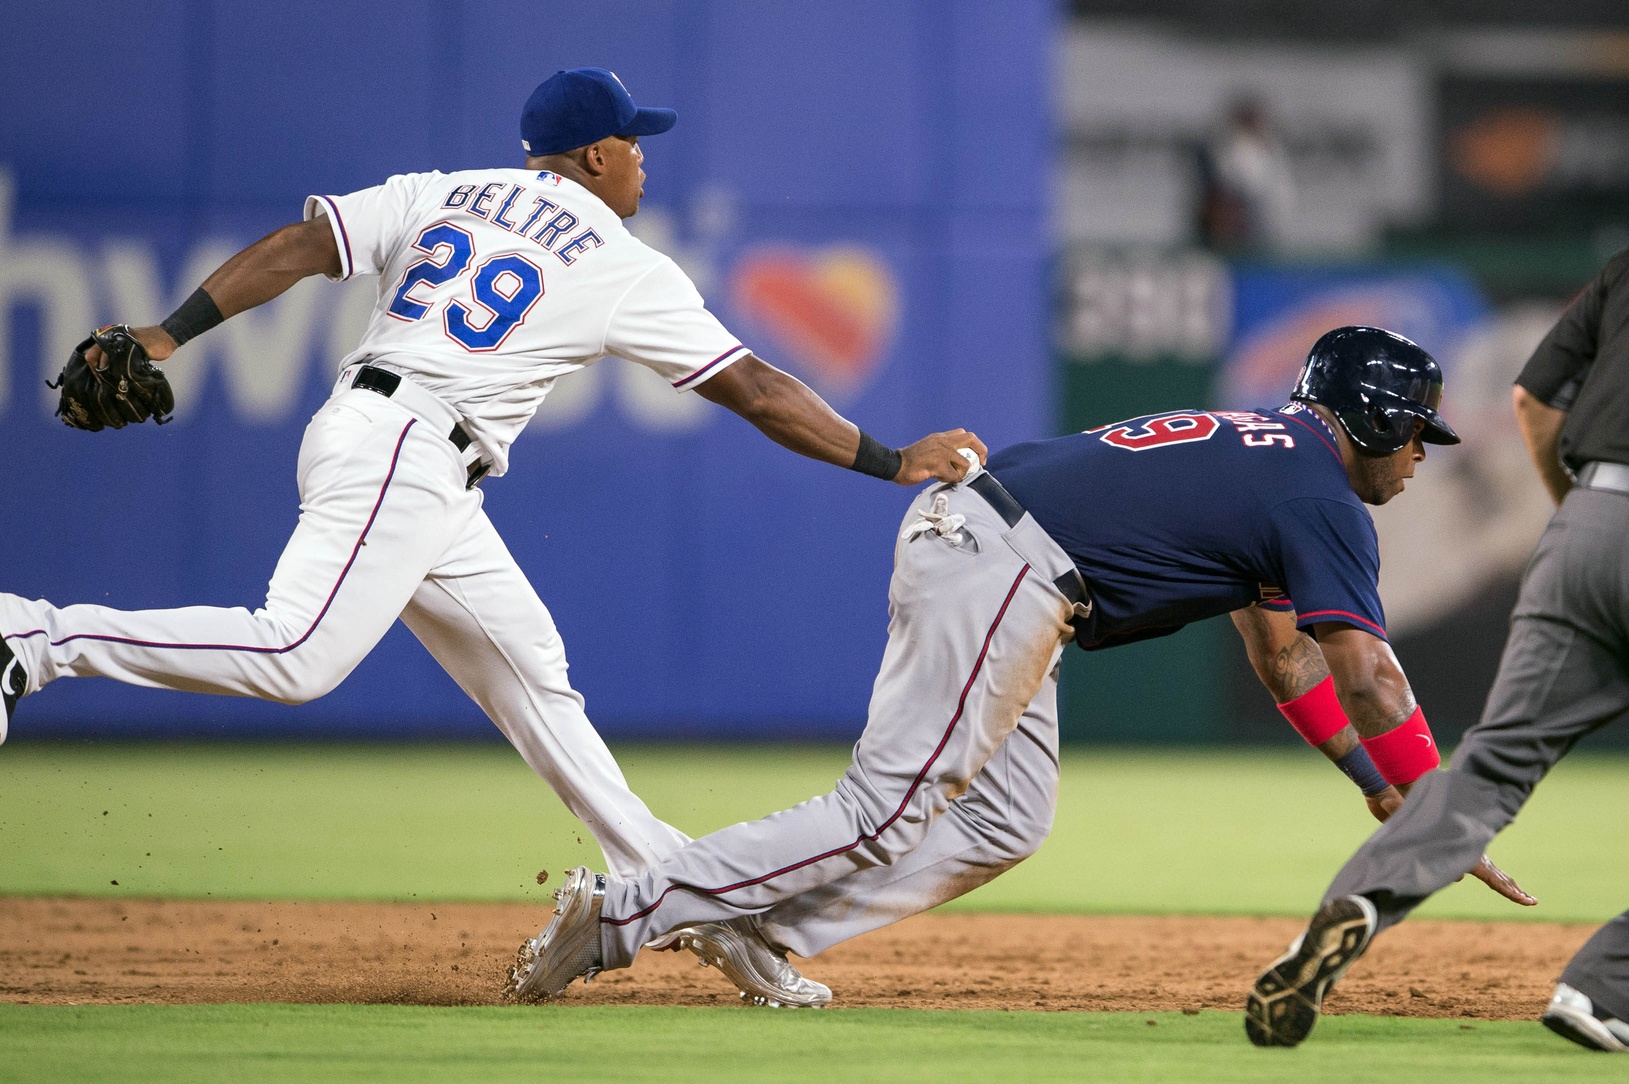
[0,742,1621,922]
[0,1004,1615,1084]
[3,744,1624,1080]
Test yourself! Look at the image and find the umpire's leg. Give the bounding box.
[1562,912,1629,1024]
[1326,488,1629,932]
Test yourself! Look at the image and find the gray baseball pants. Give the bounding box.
[597,480,1078,969]
[1325,485,1629,1021]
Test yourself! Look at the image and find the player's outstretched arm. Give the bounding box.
[1316,623,1537,906]
[1231,606,1403,819]
[87,218,342,367]
[694,354,986,484]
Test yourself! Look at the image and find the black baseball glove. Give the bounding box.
[50,325,176,431]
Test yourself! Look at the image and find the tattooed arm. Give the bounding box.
[1231,605,1329,702]
[1230,607,1403,810]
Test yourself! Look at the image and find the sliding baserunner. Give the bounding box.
[510,326,1534,1003]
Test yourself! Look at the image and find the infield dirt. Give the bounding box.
[0,896,1588,1018]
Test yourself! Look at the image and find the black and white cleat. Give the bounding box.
[1245,894,1377,1048]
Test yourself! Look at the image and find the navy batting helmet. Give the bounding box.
[1291,326,1460,455]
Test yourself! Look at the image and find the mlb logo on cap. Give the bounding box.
[520,67,678,157]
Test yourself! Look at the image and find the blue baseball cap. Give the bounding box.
[520,68,678,157]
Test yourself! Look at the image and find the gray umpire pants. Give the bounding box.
[1325,485,1629,1021]
[596,480,1079,969]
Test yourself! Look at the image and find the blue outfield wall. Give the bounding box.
[0,1,1056,739]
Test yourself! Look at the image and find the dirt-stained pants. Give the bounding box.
[597,480,1076,969]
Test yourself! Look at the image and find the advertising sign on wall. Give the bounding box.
[1440,74,1629,231]
[1,0,1055,740]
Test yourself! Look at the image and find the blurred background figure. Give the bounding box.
[1195,97,1296,255]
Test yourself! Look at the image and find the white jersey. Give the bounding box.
[305,168,748,477]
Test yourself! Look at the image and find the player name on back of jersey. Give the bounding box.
[1213,410,1295,448]
[441,172,605,267]
[1086,408,1298,451]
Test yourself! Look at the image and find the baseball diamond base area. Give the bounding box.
[0,896,1591,1017]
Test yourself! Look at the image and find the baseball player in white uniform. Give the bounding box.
[0,67,984,1007]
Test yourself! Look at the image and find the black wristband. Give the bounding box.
[159,287,225,347]
[852,430,903,481]
[1334,745,1390,797]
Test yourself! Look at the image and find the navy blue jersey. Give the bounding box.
[987,403,1386,650]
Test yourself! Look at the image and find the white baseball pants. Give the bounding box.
[1,372,688,877]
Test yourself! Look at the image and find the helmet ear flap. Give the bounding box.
[1369,404,1395,445]
[1359,403,1410,455]
[1329,402,1407,456]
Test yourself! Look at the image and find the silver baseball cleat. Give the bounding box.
[678,921,832,1008]
[505,865,607,1002]
[1542,983,1629,1053]
[1245,894,1377,1047]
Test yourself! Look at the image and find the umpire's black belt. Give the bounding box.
[1577,460,1629,496]
[967,471,1092,616]
[351,364,489,487]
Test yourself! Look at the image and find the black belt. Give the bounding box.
[351,365,489,487]
[968,471,1025,528]
[966,471,1091,614]
[1577,461,1629,496]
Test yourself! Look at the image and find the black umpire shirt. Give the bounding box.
[1517,246,1629,471]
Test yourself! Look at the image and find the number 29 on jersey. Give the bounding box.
[387,222,544,352]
